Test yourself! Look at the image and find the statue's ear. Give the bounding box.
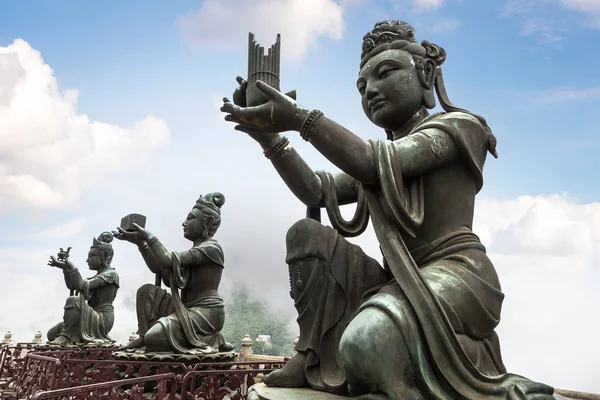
[421,59,437,109]
[204,215,215,227]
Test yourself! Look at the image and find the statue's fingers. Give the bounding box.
[132,223,144,231]
[285,90,297,100]
[255,80,283,100]
[234,125,264,135]
[224,114,246,125]
[223,97,231,104]
[235,76,247,90]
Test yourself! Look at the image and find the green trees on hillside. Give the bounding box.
[222,285,296,357]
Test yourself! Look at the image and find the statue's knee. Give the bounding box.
[339,307,405,382]
[64,296,78,307]
[144,323,170,351]
[286,218,324,245]
[137,283,155,301]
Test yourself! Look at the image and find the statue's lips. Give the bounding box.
[369,98,386,111]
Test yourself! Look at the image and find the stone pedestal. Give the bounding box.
[248,383,349,400]
[248,383,576,400]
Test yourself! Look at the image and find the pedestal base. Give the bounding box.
[248,383,575,400]
[248,383,350,400]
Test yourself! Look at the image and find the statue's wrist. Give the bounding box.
[138,241,149,252]
[147,236,159,247]
[258,134,283,150]
[63,264,77,273]
[292,107,311,132]
[299,109,324,141]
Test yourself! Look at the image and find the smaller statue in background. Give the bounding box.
[47,232,119,346]
[115,193,233,355]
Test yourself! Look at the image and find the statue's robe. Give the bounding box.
[136,239,226,353]
[47,268,119,344]
[286,111,554,399]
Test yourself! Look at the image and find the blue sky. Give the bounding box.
[1,0,600,394]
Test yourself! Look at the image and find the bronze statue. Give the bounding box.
[222,21,556,400]
[47,232,119,346]
[114,193,233,354]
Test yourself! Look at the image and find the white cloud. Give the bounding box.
[429,19,461,32]
[33,218,87,240]
[176,0,345,62]
[559,0,600,26]
[411,0,445,11]
[501,0,600,43]
[0,39,170,212]
[531,86,600,103]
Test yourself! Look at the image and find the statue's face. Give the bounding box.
[86,248,103,270]
[357,48,425,131]
[182,208,205,241]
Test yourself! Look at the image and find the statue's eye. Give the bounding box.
[357,84,366,95]
[378,67,395,79]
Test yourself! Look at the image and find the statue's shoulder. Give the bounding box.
[95,268,120,286]
[192,239,225,267]
[420,111,485,134]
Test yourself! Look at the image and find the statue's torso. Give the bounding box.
[402,158,478,252]
[181,260,223,304]
[87,281,118,310]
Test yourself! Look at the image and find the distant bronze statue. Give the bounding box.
[47,232,119,346]
[222,21,556,400]
[114,193,233,354]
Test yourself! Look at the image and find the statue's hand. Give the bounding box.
[48,256,67,270]
[112,224,151,246]
[232,76,248,107]
[222,79,304,143]
[231,76,297,107]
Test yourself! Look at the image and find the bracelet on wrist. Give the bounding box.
[263,137,290,159]
[300,110,324,142]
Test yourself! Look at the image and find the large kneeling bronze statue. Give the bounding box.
[221,20,557,400]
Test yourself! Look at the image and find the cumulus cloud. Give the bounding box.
[177,0,345,61]
[531,86,600,103]
[501,0,600,44]
[0,39,170,212]
[558,0,600,26]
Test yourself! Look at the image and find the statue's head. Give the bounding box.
[358,21,442,131]
[358,20,497,157]
[183,193,225,241]
[87,231,114,270]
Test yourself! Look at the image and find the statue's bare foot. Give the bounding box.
[262,351,308,388]
[120,336,144,350]
[219,342,234,352]
[49,335,70,346]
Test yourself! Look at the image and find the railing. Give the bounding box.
[180,362,286,400]
[30,373,176,400]
[2,343,289,399]
[0,343,38,394]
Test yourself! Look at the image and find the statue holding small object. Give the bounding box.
[47,232,119,346]
[114,193,233,355]
[223,22,556,400]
